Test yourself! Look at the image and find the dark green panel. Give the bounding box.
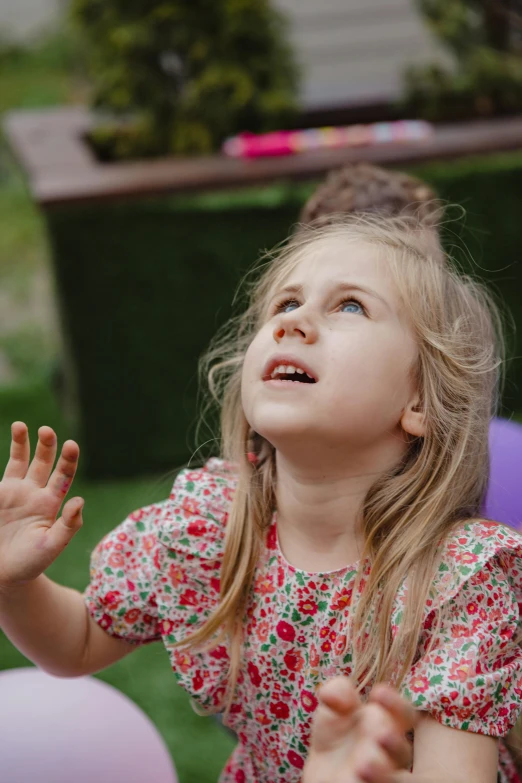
[46,196,304,476]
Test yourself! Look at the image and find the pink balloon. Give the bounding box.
[0,667,178,783]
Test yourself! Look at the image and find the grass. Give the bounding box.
[0,33,235,783]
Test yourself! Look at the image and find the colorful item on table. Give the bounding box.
[222,120,434,159]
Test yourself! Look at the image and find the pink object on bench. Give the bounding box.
[222,120,433,158]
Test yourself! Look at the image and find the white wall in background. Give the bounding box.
[273,0,451,108]
[0,0,63,41]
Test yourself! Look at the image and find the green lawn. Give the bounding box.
[0,34,235,783]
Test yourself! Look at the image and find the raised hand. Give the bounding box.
[0,422,84,589]
[303,677,415,783]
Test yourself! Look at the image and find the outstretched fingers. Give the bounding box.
[25,426,59,486]
[3,422,31,479]
[47,439,80,500]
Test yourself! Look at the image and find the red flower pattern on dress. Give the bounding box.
[99,613,112,630]
[331,587,353,611]
[301,690,319,713]
[84,458,522,783]
[173,650,193,673]
[287,750,305,770]
[276,620,295,642]
[107,552,125,568]
[410,675,430,693]
[182,496,201,517]
[179,589,198,606]
[124,608,140,624]
[101,590,123,608]
[309,644,320,669]
[256,575,276,595]
[449,659,474,684]
[248,662,262,687]
[168,564,186,588]
[270,701,290,720]
[298,598,318,615]
[187,520,207,537]
[284,649,305,673]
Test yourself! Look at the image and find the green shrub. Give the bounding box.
[70,0,299,160]
[404,0,522,120]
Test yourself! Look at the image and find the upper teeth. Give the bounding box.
[271,364,313,380]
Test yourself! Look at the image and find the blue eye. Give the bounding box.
[274,298,300,314]
[272,296,366,317]
[341,299,365,315]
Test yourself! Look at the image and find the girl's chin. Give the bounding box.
[253,424,321,448]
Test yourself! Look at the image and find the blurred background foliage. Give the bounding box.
[2,8,522,780]
[0,31,81,393]
[70,0,299,159]
[405,0,522,119]
[0,40,236,781]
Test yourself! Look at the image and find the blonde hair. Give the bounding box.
[177,213,505,711]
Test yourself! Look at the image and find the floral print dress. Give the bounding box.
[84,458,522,783]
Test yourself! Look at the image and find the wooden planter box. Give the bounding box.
[5,107,522,477]
[6,107,522,207]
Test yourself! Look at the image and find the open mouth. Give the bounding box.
[268,364,316,384]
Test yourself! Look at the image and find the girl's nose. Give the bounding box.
[273,309,318,344]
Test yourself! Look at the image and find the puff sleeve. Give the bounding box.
[401,521,522,736]
[83,458,236,647]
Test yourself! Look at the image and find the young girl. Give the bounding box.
[1,213,522,783]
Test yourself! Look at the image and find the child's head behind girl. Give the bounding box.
[186,210,504,704]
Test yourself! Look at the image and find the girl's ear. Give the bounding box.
[401,397,425,438]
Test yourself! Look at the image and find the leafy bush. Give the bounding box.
[404,0,522,120]
[70,0,299,160]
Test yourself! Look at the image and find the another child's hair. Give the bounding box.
[299,162,439,228]
[178,213,504,712]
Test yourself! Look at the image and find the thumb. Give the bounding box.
[47,497,84,551]
[61,497,85,529]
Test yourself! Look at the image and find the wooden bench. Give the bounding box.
[4,107,522,208]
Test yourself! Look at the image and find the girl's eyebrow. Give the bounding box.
[274,281,390,310]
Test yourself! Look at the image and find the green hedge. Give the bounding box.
[45,151,522,478]
[412,151,522,410]
[47,191,305,477]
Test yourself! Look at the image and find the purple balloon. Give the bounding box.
[484,417,522,529]
[0,668,178,783]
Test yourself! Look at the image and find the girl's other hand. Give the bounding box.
[0,422,83,590]
[303,677,416,783]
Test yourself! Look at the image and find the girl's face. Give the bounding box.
[241,237,423,460]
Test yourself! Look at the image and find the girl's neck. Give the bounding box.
[273,445,401,573]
